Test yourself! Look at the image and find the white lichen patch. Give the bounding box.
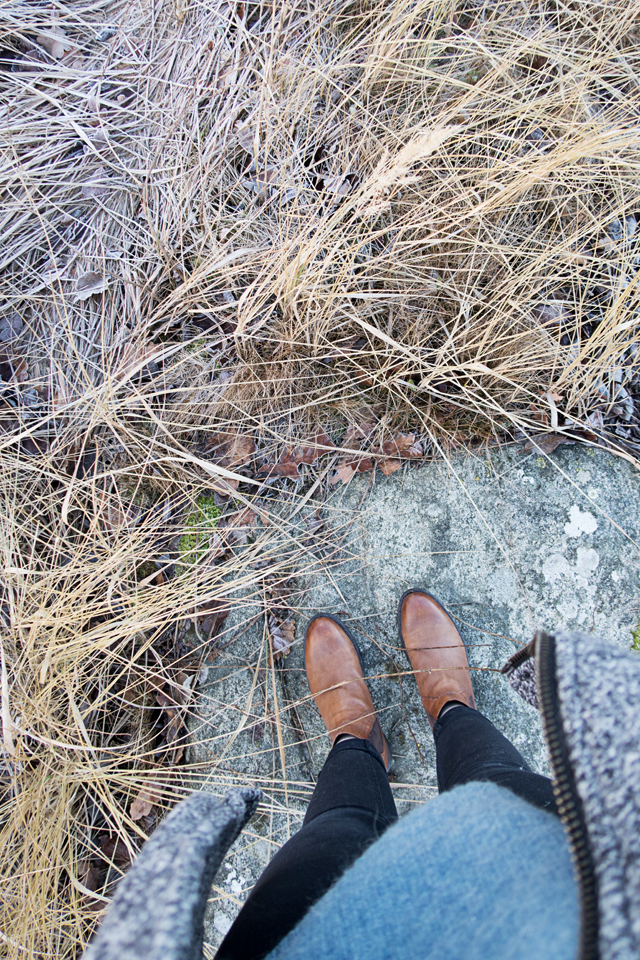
[575,547,600,578]
[564,505,598,538]
[543,553,573,584]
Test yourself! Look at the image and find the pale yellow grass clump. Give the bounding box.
[1,0,640,955]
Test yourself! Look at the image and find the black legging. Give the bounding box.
[216,705,556,960]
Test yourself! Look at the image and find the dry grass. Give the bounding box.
[1,0,640,955]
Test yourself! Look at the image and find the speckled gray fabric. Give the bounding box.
[505,657,538,709]
[552,632,640,960]
[82,787,260,960]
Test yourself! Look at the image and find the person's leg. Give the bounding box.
[264,783,578,960]
[433,703,556,812]
[217,616,397,960]
[216,738,397,960]
[399,589,556,814]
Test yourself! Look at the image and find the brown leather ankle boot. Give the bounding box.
[305,615,390,770]
[398,588,476,729]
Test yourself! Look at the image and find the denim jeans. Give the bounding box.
[217,707,557,960]
[266,781,578,960]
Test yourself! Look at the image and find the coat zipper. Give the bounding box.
[535,630,599,960]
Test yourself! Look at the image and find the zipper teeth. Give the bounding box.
[500,645,530,674]
[500,638,536,677]
[536,631,599,960]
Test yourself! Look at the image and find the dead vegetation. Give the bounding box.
[1,0,640,955]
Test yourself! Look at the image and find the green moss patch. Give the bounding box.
[178,495,222,571]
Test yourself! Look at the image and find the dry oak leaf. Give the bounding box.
[379,458,402,476]
[289,430,335,466]
[270,616,295,658]
[100,834,132,870]
[587,410,604,431]
[195,597,231,638]
[78,860,102,893]
[528,404,550,427]
[329,457,374,485]
[260,430,335,476]
[11,357,28,384]
[82,166,110,199]
[523,433,575,455]
[96,490,141,533]
[532,302,571,327]
[260,456,299,478]
[75,271,110,300]
[130,783,162,821]
[36,30,73,59]
[379,432,423,458]
[235,123,255,152]
[220,507,256,545]
[0,314,23,343]
[324,172,359,197]
[242,165,280,200]
[343,420,376,446]
[202,432,256,468]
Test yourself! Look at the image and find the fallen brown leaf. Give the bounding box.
[260,455,300,478]
[344,420,376,445]
[235,124,255,152]
[78,860,102,893]
[0,314,23,343]
[195,597,231,639]
[260,430,335,477]
[0,355,28,385]
[379,432,422,458]
[329,457,374,485]
[291,430,335,465]
[220,507,256,545]
[75,271,110,300]
[21,435,49,456]
[121,676,151,705]
[96,490,141,534]
[82,167,110,199]
[99,834,131,870]
[528,404,550,427]
[523,433,575,455]
[532,302,571,327]
[242,165,280,200]
[202,431,256,468]
[586,410,604,431]
[220,477,240,494]
[130,784,161,821]
[324,172,358,197]
[329,462,355,485]
[379,458,402,476]
[12,358,28,384]
[270,616,294,658]
[36,30,72,59]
